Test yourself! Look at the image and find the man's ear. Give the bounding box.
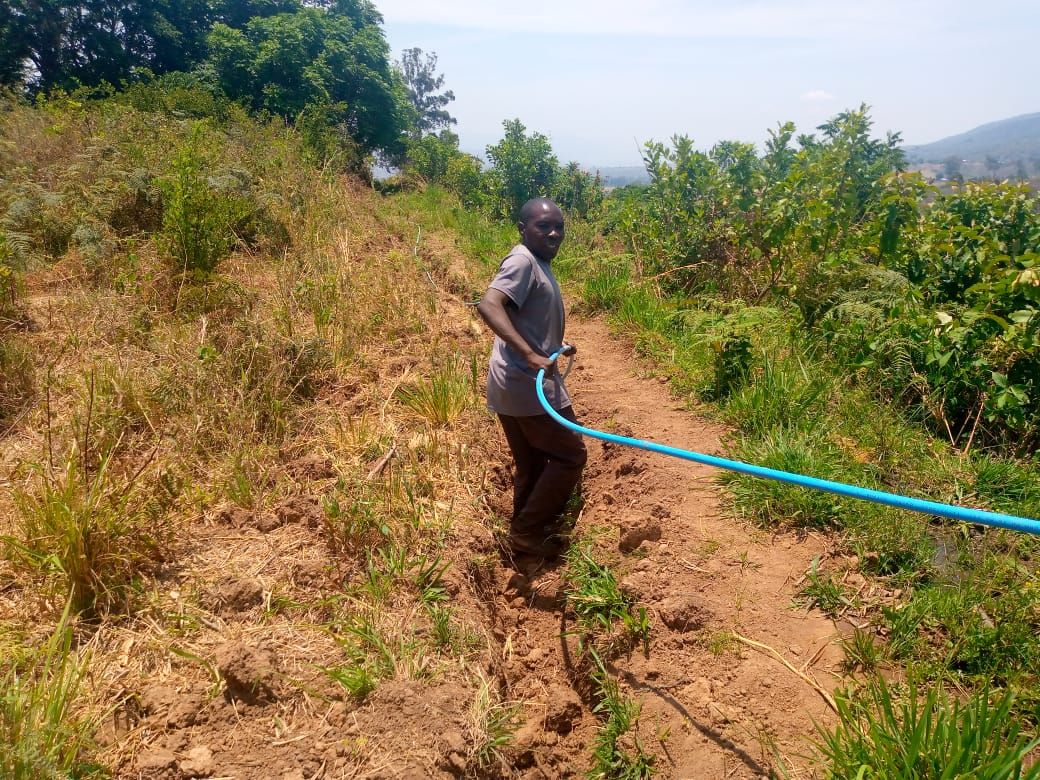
[517,221,525,234]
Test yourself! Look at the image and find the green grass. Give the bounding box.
[0,610,104,780]
[797,558,855,616]
[588,656,655,780]
[395,356,474,426]
[5,449,169,616]
[564,540,650,652]
[469,677,520,769]
[818,680,1040,779]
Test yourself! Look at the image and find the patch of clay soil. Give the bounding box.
[474,315,845,778]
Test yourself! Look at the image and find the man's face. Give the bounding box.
[519,204,565,262]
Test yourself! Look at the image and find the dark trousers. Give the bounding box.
[498,407,587,538]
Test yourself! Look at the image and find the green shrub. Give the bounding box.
[706,334,753,402]
[159,126,251,278]
[884,552,1040,689]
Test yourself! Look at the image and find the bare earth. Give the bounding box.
[481,314,843,779]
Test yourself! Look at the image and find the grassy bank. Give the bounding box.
[0,93,521,776]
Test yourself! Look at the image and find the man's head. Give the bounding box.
[518,197,565,262]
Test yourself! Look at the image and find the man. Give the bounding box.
[476,197,587,557]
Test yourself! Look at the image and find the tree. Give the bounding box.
[0,0,28,85]
[396,47,455,135]
[206,6,411,156]
[553,161,603,219]
[942,155,962,181]
[985,154,1002,178]
[1,0,309,93]
[485,119,560,219]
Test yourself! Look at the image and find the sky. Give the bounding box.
[377,0,1040,167]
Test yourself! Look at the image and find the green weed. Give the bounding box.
[817,679,1040,778]
[0,609,104,780]
[840,629,886,674]
[564,541,650,652]
[722,429,850,529]
[797,558,854,616]
[588,655,655,780]
[469,676,520,769]
[5,448,170,616]
[396,356,473,426]
[723,351,831,436]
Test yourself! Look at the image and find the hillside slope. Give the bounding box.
[904,111,1040,161]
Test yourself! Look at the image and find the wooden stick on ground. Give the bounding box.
[366,445,397,481]
[733,632,838,714]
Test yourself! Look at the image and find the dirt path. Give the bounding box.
[488,315,845,778]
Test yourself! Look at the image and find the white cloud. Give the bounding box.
[377,0,940,39]
[800,89,835,101]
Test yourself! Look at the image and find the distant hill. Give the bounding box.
[594,166,650,187]
[904,113,1040,163]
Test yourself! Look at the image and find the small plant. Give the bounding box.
[468,676,520,769]
[564,541,650,652]
[396,356,472,426]
[797,558,854,616]
[706,334,752,401]
[588,655,655,780]
[325,663,379,701]
[705,630,738,657]
[412,555,449,605]
[428,604,454,649]
[159,125,249,279]
[5,446,170,616]
[817,679,1040,778]
[840,629,886,673]
[0,608,104,780]
[322,488,389,558]
[327,615,431,702]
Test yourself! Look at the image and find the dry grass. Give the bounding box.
[0,96,513,777]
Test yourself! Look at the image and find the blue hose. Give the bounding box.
[535,351,1040,536]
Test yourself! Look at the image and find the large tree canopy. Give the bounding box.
[0,0,412,156]
[206,6,412,154]
[0,0,303,92]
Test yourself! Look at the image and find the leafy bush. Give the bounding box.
[159,126,252,278]
[483,119,560,220]
[884,552,1040,689]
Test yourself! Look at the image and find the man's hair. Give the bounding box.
[518,197,562,224]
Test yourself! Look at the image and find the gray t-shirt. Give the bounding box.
[486,244,571,417]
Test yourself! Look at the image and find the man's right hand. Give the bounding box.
[525,352,556,375]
